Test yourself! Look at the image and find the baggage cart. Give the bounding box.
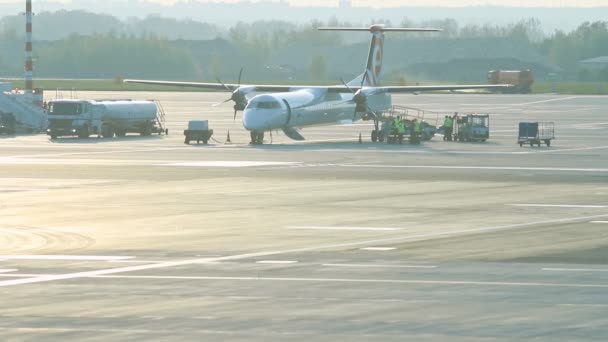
[184,120,213,144]
[518,122,554,147]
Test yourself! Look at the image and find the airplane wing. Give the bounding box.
[360,84,513,94]
[124,79,346,93]
[124,79,511,94]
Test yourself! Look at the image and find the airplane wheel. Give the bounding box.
[250,131,264,144]
[101,124,114,138]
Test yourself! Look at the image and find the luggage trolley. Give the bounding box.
[518,122,554,147]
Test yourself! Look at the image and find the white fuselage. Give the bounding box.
[242,88,365,131]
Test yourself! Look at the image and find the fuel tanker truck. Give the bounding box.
[46,99,167,139]
[487,70,534,94]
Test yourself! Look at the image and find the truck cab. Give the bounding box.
[47,100,101,139]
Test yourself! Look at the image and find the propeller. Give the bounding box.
[340,73,373,120]
[215,67,248,122]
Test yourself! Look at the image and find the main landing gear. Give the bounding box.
[368,112,383,143]
[250,131,265,145]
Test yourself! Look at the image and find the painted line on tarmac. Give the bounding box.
[333,164,608,173]
[509,204,608,209]
[531,146,608,153]
[0,255,134,261]
[543,268,608,273]
[162,161,300,167]
[9,147,189,159]
[108,260,167,264]
[323,264,436,269]
[0,269,18,273]
[289,226,403,231]
[591,221,608,224]
[0,187,49,192]
[88,274,608,289]
[513,96,580,106]
[256,260,298,264]
[3,213,608,287]
[361,247,396,251]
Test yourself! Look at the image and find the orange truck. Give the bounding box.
[487,70,534,94]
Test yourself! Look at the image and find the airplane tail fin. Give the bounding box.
[319,25,441,87]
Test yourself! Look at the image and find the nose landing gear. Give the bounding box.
[250,131,265,145]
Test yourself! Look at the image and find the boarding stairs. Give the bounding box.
[0,91,47,133]
[153,100,166,133]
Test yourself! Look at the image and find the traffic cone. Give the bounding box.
[358,132,362,144]
[226,131,231,143]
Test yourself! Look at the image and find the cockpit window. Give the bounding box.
[252,101,281,109]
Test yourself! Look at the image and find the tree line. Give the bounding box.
[1,12,607,82]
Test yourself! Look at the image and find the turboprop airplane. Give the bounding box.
[125,25,511,144]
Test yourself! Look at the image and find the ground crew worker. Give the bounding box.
[396,118,406,143]
[393,116,401,134]
[410,119,421,144]
[443,115,454,141]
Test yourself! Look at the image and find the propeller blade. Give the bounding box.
[360,72,368,87]
[233,109,238,122]
[216,77,231,92]
[211,98,232,107]
[237,67,244,87]
[340,78,355,94]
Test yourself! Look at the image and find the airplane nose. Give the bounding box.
[242,109,264,131]
[243,109,286,131]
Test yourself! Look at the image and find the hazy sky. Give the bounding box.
[1,0,607,7]
[114,0,608,7]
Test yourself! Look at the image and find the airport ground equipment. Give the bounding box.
[46,99,167,139]
[488,70,534,94]
[518,122,554,147]
[372,105,438,144]
[184,120,213,144]
[0,83,47,133]
[454,114,490,142]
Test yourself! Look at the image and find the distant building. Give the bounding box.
[577,56,608,71]
[339,0,352,8]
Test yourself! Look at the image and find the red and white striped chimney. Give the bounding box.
[24,0,33,94]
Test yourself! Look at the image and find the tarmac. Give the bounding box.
[1,92,608,341]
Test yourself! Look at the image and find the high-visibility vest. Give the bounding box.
[398,122,405,133]
[444,118,453,128]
